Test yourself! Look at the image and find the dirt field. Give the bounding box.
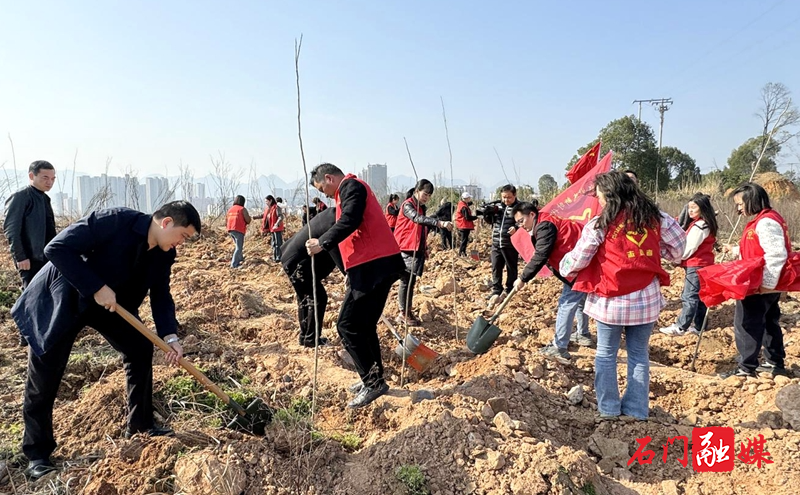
[1,221,799,495]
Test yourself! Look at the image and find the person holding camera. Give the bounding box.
[487,184,520,310]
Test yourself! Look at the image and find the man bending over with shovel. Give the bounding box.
[12,201,201,480]
[306,163,405,408]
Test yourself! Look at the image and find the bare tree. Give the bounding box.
[247,159,263,211]
[209,151,243,222]
[122,165,141,210]
[757,82,800,147]
[178,160,195,203]
[8,133,19,190]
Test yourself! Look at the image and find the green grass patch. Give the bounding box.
[329,432,362,452]
[158,373,260,415]
[582,482,597,495]
[273,396,313,425]
[396,465,429,495]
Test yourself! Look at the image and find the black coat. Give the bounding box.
[3,185,56,262]
[12,208,179,356]
[282,207,343,277]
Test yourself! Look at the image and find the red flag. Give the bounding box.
[566,142,601,184]
[510,228,553,278]
[698,252,800,306]
[543,151,612,224]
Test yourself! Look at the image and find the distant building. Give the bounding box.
[358,163,388,197]
[457,184,483,201]
[145,177,172,213]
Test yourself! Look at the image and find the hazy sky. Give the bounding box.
[1,0,799,187]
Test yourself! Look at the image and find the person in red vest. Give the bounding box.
[385,193,400,231]
[225,195,252,268]
[455,192,479,257]
[559,171,685,420]
[512,201,589,361]
[313,197,327,212]
[262,195,284,262]
[720,183,790,378]
[306,163,405,408]
[660,193,718,336]
[394,179,453,325]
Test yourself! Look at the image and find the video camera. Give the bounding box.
[476,200,502,224]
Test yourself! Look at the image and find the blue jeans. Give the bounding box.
[595,321,653,419]
[271,231,283,261]
[553,282,589,350]
[229,231,245,268]
[677,267,707,331]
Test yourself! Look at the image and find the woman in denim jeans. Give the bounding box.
[660,193,717,336]
[560,171,685,420]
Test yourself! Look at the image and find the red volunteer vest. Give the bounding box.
[740,209,791,260]
[394,197,429,252]
[226,205,247,234]
[317,202,327,211]
[573,213,670,297]
[538,212,583,270]
[336,174,400,270]
[455,201,475,230]
[682,220,715,267]
[267,204,284,232]
[385,203,398,228]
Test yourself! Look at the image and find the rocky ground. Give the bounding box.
[1,220,800,495]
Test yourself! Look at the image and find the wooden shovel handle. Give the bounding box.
[115,306,243,415]
[488,286,518,325]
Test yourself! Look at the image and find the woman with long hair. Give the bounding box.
[560,170,686,420]
[393,179,453,325]
[225,195,252,268]
[661,193,718,335]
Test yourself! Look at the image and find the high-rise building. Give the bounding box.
[358,164,388,197]
[145,177,172,213]
[457,185,483,201]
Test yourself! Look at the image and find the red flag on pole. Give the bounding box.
[566,142,601,184]
[698,253,800,306]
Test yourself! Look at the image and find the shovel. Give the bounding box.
[380,315,438,372]
[116,306,272,435]
[467,286,519,354]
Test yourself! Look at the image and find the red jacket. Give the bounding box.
[455,200,475,230]
[385,202,398,228]
[317,202,327,211]
[682,220,715,267]
[539,212,583,271]
[226,205,247,234]
[741,209,791,260]
[266,204,284,233]
[336,174,400,270]
[393,197,429,252]
[573,213,670,297]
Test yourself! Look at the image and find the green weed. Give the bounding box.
[396,465,429,495]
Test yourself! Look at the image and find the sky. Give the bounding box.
[1,0,799,190]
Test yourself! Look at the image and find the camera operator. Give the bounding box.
[487,184,520,310]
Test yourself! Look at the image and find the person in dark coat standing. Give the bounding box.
[306,163,405,408]
[281,207,343,347]
[11,201,201,480]
[434,198,454,249]
[3,160,57,346]
[488,184,521,310]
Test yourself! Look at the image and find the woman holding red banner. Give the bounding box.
[560,171,685,420]
[660,193,718,336]
[721,183,790,378]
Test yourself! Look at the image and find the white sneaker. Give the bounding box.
[687,326,701,335]
[659,323,685,336]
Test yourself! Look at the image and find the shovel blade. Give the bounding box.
[406,342,439,372]
[466,316,502,354]
[470,250,480,261]
[226,398,273,436]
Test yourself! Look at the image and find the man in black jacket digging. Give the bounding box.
[12,201,200,480]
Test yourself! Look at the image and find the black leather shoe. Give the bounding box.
[19,334,28,347]
[718,367,755,379]
[125,425,175,439]
[347,383,389,409]
[24,460,56,480]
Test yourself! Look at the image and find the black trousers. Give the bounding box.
[398,252,425,317]
[337,277,394,388]
[491,244,519,295]
[22,308,155,462]
[289,270,328,345]
[19,259,47,289]
[458,229,471,256]
[734,292,785,372]
[439,229,452,249]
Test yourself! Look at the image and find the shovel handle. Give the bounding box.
[380,314,405,344]
[488,286,518,325]
[115,306,244,417]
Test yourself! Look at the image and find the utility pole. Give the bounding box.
[631,98,673,197]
